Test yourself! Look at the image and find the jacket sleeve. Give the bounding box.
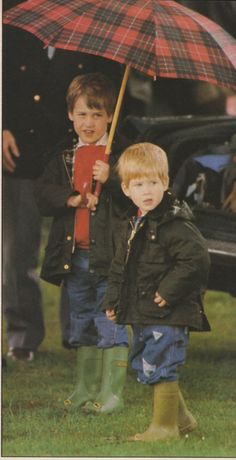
[102,154,130,211]
[102,137,131,209]
[158,219,210,305]
[102,226,128,311]
[34,153,73,217]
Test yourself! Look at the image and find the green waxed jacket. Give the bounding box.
[102,192,211,331]
[35,135,130,285]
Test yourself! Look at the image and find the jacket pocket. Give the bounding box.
[44,242,64,268]
[138,286,172,319]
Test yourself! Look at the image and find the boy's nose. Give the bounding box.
[143,183,152,193]
[84,116,94,127]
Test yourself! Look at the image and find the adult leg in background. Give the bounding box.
[2,176,45,358]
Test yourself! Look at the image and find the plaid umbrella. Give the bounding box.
[4,0,236,88]
[4,0,236,156]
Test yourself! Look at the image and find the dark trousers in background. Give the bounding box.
[2,175,45,350]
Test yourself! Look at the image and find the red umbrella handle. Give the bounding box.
[94,180,102,198]
[93,154,109,197]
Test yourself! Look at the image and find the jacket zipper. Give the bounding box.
[125,217,144,264]
[62,153,76,254]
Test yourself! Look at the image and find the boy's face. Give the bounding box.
[122,176,167,215]
[68,95,112,144]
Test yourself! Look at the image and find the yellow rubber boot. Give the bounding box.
[131,381,180,442]
[178,389,197,435]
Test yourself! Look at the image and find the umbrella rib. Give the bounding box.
[63,0,117,50]
[172,1,236,69]
[63,16,82,49]
[113,0,151,60]
[3,0,236,89]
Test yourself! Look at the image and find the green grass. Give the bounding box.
[2,282,236,457]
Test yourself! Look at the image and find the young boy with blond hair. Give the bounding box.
[35,73,129,414]
[103,142,211,441]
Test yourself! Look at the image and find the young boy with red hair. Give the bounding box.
[104,142,211,440]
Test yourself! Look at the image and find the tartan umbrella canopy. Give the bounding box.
[4,0,236,154]
[4,0,236,85]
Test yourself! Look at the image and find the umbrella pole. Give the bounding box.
[105,65,130,155]
[94,65,130,197]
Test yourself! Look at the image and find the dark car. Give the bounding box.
[121,114,236,296]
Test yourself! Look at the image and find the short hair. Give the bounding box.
[66,72,116,116]
[117,142,169,188]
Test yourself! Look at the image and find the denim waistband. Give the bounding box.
[75,247,89,254]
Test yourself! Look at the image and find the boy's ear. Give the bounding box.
[68,112,74,121]
[108,114,113,124]
[163,177,169,191]
[121,182,130,197]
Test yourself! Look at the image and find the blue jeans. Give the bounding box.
[66,249,128,348]
[130,325,189,384]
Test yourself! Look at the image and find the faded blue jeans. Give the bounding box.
[130,324,189,384]
[66,249,128,348]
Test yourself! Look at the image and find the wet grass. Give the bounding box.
[2,289,236,457]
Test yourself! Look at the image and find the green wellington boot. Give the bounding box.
[178,389,197,435]
[64,346,103,409]
[83,346,128,414]
[130,381,180,442]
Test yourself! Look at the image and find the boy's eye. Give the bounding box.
[76,112,102,118]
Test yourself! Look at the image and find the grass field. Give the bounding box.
[2,279,236,457]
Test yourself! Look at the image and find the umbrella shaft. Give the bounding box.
[105,65,130,155]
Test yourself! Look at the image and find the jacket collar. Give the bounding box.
[127,191,193,225]
[76,133,108,148]
[127,190,175,218]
